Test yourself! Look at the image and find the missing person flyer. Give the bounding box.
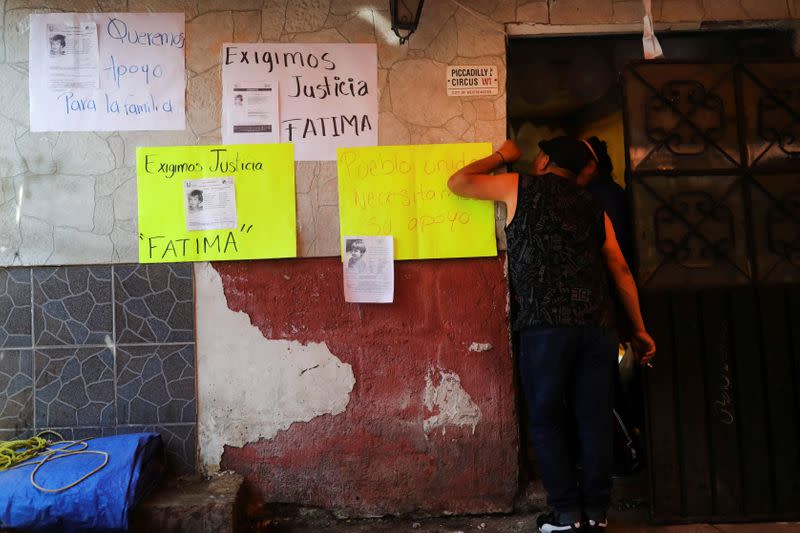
[183,177,238,231]
[343,235,394,303]
[223,81,280,145]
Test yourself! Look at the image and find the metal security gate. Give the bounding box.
[622,61,800,523]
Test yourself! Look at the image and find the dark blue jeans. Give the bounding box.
[518,326,618,523]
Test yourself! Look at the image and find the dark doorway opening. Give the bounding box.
[506,28,797,523]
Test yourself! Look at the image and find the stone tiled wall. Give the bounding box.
[0,0,510,265]
[1,1,796,265]
[0,263,196,475]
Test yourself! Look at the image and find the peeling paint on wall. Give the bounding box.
[423,366,481,435]
[213,256,517,514]
[468,342,493,352]
[194,262,356,473]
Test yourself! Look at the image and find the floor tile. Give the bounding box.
[0,349,33,432]
[34,347,115,428]
[0,428,32,441]
[115,264,194,344]
[117,424,196,476]
[117,344,196,425]
[32,267,112,346]
[0,269,32,348]
[44,426,116,441]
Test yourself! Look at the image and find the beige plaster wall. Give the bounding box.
[0,0,796,266]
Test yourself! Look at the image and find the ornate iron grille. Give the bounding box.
[624,61,800,288]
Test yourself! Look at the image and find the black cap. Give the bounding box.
[538,136,593,175]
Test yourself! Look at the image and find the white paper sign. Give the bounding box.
[222,43,378,161]
[343,236,394,304]
[223,81,280,144]
[45,22,99,90]
[446,65,498,96]
[29,13,186,131]
[184,177,238,232]
[641,0,664,60]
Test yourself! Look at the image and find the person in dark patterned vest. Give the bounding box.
[448,136,656,533]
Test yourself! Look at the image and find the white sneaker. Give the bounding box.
[537,512,582,532]
[586,517,608,531]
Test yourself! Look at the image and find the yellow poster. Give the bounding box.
[136,144,296,263]
[337,143,497,260]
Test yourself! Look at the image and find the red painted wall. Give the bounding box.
[214,255,518,516]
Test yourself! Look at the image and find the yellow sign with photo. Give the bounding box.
[337,143,497,260]
[136,144,296,263]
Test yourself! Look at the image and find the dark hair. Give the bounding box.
[50,34,66,47]
[189,189,203,202]
[586,136,613,180]
[346,239,366,253]
[538,136,594,175]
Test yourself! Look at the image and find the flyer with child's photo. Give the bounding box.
[183,177,238,231]
[343,236,394,303]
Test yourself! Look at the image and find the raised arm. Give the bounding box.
[448,140,521,208]
[601,214,656,365]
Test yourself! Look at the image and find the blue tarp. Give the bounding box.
[0,432,164,532]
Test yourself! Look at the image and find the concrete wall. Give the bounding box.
[2,1,797,264]
[1,0,798,519]
[206,256,516,516]
[0,0,510,264]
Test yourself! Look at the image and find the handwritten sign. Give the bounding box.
[222,43,377,161]
[337,143,497,260]
[137,144,296,263]
[29,13,185,131]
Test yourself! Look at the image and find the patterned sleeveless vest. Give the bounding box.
[506,173,614,331]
